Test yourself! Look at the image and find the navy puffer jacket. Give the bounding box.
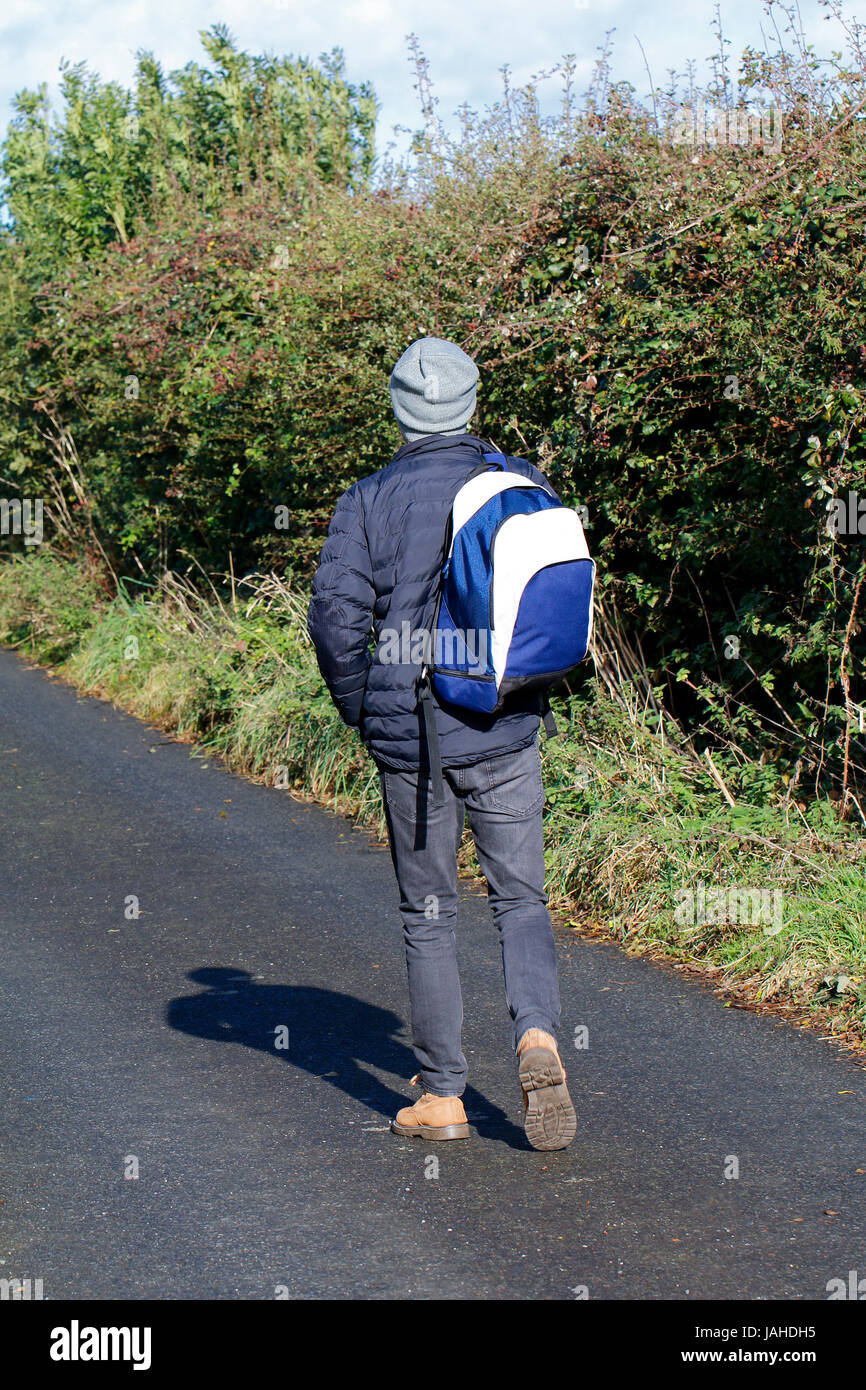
[307,433,558,771]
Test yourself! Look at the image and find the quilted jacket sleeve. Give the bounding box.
[307,485,375,730]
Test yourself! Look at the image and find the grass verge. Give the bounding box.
[2,549,864,1056]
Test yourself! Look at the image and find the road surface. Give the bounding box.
[1,647,864,1299]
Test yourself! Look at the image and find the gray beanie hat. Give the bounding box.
[389,337,478,440]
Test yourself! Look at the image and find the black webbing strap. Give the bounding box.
[418,667,446,807]
[541,692,559,739]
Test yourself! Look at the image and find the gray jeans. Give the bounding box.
[377,739,561,1097]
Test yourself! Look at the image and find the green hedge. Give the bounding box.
[0,21,864,793]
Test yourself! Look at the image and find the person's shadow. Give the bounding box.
[167,968,527,1148]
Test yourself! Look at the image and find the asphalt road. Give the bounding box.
[1,647,864,1300]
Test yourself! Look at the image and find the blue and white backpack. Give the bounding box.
[417,448,595,793]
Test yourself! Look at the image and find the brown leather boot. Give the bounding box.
[517,1029,577,1151]
[391,1075,470,1140]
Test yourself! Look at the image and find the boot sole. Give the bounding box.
[519,1045,577,1151]
[390,1120,470,1140]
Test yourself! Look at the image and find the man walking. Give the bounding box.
[307,337,576,1151]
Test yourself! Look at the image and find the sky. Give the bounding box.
[0,0,854,164]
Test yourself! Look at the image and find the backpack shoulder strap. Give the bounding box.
[480,449,510,471]
[474,435,510,471]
